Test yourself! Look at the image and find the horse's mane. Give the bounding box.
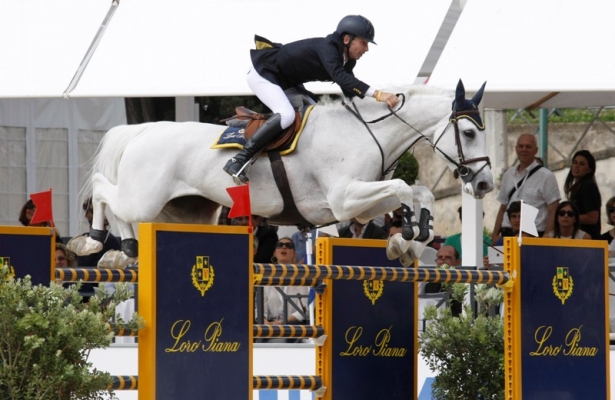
[318,84,453,108]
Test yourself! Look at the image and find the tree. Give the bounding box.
[0,267,142,400]
[419,282,504,400]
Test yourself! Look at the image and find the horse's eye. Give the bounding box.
[463,130,475,139]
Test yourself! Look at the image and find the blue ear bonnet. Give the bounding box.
[450,80,486,131]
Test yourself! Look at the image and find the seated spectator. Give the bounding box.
[546,201,591,240]
[57,243,94,303]
[444,206,491,259]
[599,196,615,257]
[339,217,386,239]
[262,238,309,341]
[56,243,77,268]
[424,245,462,316]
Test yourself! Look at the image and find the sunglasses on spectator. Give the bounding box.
[558,210,575,217]
[276,242,294,249]
[56,256,67,262]
[608,207,615,214]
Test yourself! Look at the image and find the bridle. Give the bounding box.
[342,94,491,182]
[432,109,491,183]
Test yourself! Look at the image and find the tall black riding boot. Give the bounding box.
[223,113,283,184]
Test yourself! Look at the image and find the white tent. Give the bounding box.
[1,0,453,98]
[428,0,615,109]
[0,0,453,236]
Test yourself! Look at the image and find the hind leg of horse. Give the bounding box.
[69,172,139,268]
[66,179,110,257]
[93,171,168,268]
[95,219,138,270]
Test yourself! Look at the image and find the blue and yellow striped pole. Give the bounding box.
[254,263,509,285]
[55,267,138,283]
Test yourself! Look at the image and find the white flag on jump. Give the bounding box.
[318,224,339,237]
[520,200,539,238]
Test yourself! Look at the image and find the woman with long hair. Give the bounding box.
[599,196,615,257]
[547,201,591,239]
[564,150,602,239]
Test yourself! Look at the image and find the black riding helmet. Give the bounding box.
[336,15,376,45]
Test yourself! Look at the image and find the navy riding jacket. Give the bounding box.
[250,33,370,99]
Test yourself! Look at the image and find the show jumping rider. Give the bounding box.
[223,15,400,183]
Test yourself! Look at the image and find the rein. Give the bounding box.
[342,94,490,183]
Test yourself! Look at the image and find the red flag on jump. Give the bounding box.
[29,188,54,227]
[226,183,252,229]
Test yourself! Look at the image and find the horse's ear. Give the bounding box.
[471,81,487,106]
[455,79,466,109]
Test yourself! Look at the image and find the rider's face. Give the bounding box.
[345,36,369,60]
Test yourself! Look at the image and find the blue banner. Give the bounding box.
[520,243,607,399]
[149,228,251,399]
[328,241,416,400]
[0,227,53,286]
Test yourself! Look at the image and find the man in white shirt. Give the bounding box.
[491,133,561,243]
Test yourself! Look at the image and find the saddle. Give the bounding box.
[222,107,302,151]
[220,104,312,227]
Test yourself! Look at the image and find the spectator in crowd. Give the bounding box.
[564,150,602,239]
[217,205,232,225]
[233,215,278,263]
[56,243,77,268]
[292,228,319,263]
[261,238,309,341]
[57,243,94,303]
[492,133,560,243]
[599,197,615,257]
[424,245,462,316]
[387,219,403,238]
[546,201,590,239]
[339,217,386,239]
[19,198,63,243]
[382,207,403,235]
[493,201,534,245]
[18,199,36,226]
[444,206,491,259]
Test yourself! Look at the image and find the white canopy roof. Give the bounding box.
[1,0,452,98]
[428,0,615,109]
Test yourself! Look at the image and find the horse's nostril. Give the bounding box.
[477,181,492,191]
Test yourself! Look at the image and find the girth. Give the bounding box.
[266,151,313,228]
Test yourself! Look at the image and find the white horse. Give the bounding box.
[69,80,493,268]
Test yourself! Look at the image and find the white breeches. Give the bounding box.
[247,65,314,129]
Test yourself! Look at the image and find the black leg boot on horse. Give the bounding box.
[223,113,283,184]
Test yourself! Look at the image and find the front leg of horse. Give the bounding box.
[387,185,435,265]
[331,179,423,260]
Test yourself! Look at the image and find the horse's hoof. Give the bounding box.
[97,250,137,269]
[386,233,411,260]
[399,252,415,267]
[67,236,103,256]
